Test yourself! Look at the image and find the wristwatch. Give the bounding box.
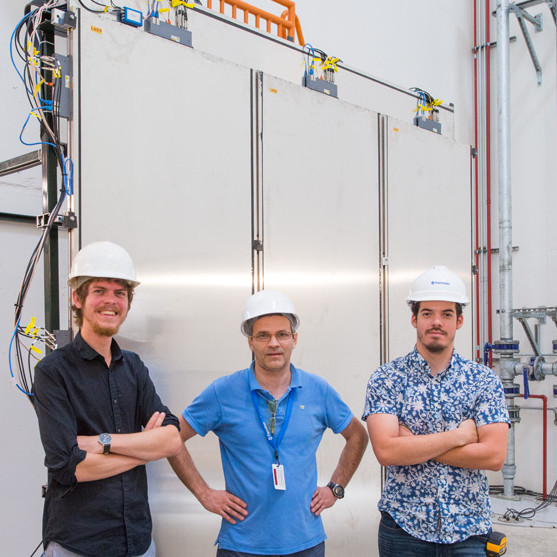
[327,481,345,499]
[98,433,112,454]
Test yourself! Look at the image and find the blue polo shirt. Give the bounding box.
[183,363,353,555]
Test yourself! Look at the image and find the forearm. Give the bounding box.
[373,429,470,466]
[110,425,181,460]
[435,423,509,470]
[168,444,211,502]
[330,422,368,486]
[75,452,146,482]
[435,445,501,470]
[79,425,182,461]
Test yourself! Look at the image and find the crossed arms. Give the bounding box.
[366,413,508,471]
[76,411,182,482]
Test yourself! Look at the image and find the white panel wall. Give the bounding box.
[261,72,382,554]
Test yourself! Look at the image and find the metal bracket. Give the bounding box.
[0,150,42,177]
[510,3,544,84]
[511,306,557,355]
[36,210,78,230]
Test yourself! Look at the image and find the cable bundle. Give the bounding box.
[9,1,73,402]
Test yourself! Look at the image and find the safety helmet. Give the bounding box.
[407,265,469,306]
[241,290,300,337]
[68,241,140,290]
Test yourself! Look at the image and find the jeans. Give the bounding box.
[216,541,325,557]
[44,539,156,557]
[378,512,489,557]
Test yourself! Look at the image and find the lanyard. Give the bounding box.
[250,388,295,464]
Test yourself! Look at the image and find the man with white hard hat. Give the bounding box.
[169,289,368,557]
[363,266,510,556]
[33,241,182,557]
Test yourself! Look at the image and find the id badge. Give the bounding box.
[272,463,286,490]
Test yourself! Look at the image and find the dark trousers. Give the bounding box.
[379,512,489,557]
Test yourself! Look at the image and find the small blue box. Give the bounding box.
[121,7,143,27]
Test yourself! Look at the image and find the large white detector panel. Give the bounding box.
[76,9,253,555]
[385,118,473,360]
[260,72,382,554]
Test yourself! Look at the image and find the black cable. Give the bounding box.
[497,480,557,522]
[29,540,43,557]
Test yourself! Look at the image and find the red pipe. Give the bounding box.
[473,0,481,362]
[485,0,493,362]
[472,0,494,365]
[517,394,548,500]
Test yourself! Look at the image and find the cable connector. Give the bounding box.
[36,210,78,230]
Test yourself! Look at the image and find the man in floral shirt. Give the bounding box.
[363,266,509,556]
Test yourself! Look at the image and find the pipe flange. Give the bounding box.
[491,340,520,356]
[531,356,545,381]
[503,383,521,397]
[507,405,521,423]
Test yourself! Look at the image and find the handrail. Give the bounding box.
[205,0,305,45]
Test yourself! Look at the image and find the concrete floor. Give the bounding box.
[491,495,557,556]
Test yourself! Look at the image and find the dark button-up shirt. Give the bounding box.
[33,332,179,557]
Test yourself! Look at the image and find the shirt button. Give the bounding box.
[113,399,118,404]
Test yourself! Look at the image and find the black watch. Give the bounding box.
[98,433,112,454]
[327,481,345,499]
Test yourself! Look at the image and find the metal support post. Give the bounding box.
[40,20,61,349]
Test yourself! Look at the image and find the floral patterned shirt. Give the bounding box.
[362,348,509,543]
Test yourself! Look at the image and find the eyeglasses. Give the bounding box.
[267,399,277,435]
[251,331,293,343]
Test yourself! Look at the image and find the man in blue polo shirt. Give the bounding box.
[169,290,368,556]
[363,266,509,557]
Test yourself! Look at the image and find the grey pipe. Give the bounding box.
[497,0,517,499]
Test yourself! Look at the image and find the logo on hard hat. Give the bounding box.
[431,281,450,286]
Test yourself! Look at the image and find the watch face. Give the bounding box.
[99,433,112,445]
[333,485,344,498]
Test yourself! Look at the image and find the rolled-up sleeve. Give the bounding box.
[33,361,86,488]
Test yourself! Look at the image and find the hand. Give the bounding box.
[398,424,414,437]
[310,486,337,516]
[198,488,248,525]
[457,419,479,446]
[77,435,103,454]
[144,411,166,430]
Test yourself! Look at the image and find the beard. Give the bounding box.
[91,322,121,337]
[418,328,452,354]
[422,340,448,354]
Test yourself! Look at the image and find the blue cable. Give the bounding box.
[10,10,36,95]
[63,156,74,195]
[522,366,530,399]
[19,111,57,149]
[8,318,34,397]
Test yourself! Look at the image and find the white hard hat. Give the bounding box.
[68,241,140,289]
[241,290,300,336]
[407,265,469,306]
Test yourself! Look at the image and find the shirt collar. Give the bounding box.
[74,330,123,363]
[409,346,458,377]
[248,361,303,392]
